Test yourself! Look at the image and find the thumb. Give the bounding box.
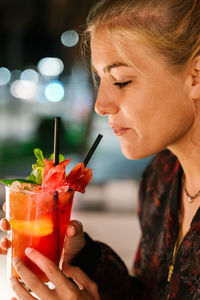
[62,220,85,264]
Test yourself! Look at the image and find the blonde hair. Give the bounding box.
[83,0,200,73]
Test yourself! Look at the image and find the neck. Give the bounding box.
[168,117,200,194]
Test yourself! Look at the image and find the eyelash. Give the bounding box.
[92,71,132,90]
[113,80,132,89]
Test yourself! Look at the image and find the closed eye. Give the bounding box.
[113,80,132,89]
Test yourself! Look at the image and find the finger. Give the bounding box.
[63,220,85,263]
[67,220,83,238]
[0,247,7,254]
[63,264,100,298]
[3,202,6,212]
[25,248,79,296]
[10,276,38,300]
[12,258,54,300]
[0,218,11,231]
[0,236,11,250]
[62,264,86,290]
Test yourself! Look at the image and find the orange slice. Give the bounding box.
[10,218,53,237]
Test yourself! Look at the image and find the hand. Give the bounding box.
[62,220,86,265]
[0,202,11,254]
[10,247,100,300]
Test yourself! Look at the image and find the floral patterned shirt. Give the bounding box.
[72,150,200,299]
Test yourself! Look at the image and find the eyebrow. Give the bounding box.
[92,62,129,74]
[104,63,129,73]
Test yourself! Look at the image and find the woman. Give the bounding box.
[1,0,200,299]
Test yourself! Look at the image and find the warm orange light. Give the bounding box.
[10,218,53,237]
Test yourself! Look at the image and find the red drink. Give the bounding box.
[2,146,93,283]
[6,184,74,282]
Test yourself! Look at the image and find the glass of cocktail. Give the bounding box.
[1,146,93,284]
[6,183,74,282]
[1,127,102,286]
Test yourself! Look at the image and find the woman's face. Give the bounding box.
[91,30,195,159]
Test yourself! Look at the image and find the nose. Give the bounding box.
[94,83,119,116]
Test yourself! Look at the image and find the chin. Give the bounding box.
[121,148,147,160]
[120,143,156,160]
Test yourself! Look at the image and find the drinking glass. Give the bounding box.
[6,185,74,282]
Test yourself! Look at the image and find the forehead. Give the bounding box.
[90,30,171,75]
[91,31,133,70]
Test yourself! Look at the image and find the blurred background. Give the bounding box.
[0,1,153,297]
[0,0,153,209]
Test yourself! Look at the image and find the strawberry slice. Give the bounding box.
[42,159,71,191]
[42,160,92,193]
[66,163,92,193]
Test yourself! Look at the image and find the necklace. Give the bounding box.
[182,177,200,203]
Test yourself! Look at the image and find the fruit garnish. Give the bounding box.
[42,160,92,193]
[0,148,92,193]
[42,158,71,191]
[10,218,53,237]
[66,162,93,193]
[27,148,64,185]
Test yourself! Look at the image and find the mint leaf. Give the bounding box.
[27,166,43,185]
[0,179,35,186]
[34,148,45,167]
[27,148,45,185]
[48,153,64,162]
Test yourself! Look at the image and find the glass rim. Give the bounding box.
[5,184,74,195]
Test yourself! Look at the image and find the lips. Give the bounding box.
[112,127,131,136]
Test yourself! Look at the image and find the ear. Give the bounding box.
[188,56,200,99]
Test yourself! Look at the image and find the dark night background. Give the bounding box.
[0,0,152,182]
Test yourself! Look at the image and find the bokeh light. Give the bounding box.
[37,57,64,76]
[10,80,37,101]
[21,69,39,84]
[44,80,65,102]
[0,67,11,86]
[61,30,79,47]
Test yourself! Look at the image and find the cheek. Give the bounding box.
[117,89,195,159]
[122,82,193,130]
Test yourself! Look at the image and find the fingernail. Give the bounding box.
[25,247,33,255]
[1,237,11,249]
[70,220,82,227]
[73,221,82,230]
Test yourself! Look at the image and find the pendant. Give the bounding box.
[187,196,193,203]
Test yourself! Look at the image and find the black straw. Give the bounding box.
[68,134,103,192]
[54,117,61,166]
[53,116,61,265]
[83,134,103,167]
